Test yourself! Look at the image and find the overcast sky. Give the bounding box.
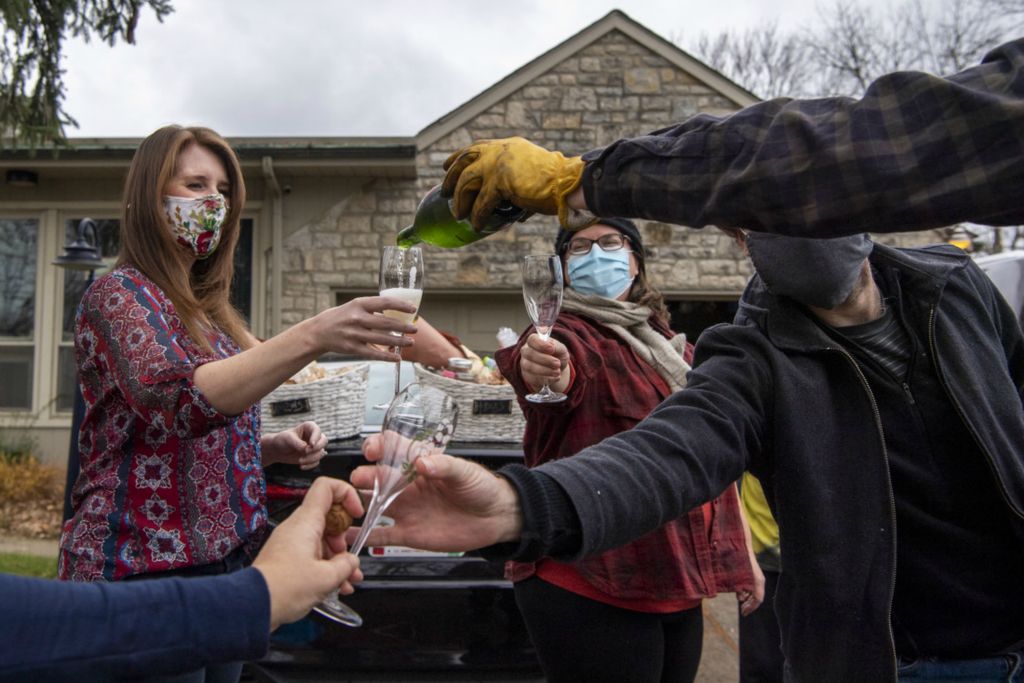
[62,0,882,139]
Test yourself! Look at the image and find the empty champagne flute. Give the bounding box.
[374,246,424,410]
[521,254,567,403]
[312,383,459,627]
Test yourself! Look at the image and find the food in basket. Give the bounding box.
[324,503,353,536]
[425,353,508,386]
[287,361,359,385]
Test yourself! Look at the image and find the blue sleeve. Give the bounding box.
[0,568,270,681]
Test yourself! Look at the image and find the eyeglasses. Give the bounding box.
[565,233,631,255]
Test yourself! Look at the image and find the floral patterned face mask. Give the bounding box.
[163,193,227,259]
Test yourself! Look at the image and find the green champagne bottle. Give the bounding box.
[396,184,531,248]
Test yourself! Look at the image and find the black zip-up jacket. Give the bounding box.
[525,244,1024,681]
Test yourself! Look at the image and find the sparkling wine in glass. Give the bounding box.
[312,383,458,628]
[521,254,567,403]
[374,246,424,410]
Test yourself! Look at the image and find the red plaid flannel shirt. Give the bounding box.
[496,312,754,604]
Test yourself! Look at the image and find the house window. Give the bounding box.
[231,218,253,322]
[56,218,120,412]
[0,218,38,409]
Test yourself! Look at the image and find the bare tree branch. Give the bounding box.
[692,22,813,99]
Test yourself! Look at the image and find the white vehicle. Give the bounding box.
[975,250,1024,323]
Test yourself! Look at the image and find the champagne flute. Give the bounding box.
[349,383,458,555]
[374,246,424,410]
[313,383,459,628]
[521,255,567,403]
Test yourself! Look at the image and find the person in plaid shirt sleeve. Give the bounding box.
[495,219,761,683]
[59,125,418,683]
[440,39,1024,238]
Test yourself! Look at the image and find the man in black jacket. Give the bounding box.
[357,233,1024,681]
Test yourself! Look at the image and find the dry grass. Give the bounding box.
[0,453,64,539]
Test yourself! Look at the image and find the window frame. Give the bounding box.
[53,215,122,414]
[0,214,43,412]
[0,205,119,427]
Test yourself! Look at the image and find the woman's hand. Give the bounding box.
[737,490,767,617]
[262,421,328,469]
[520,333,571,393]
[738,560,766,617]
[311,295,418,361]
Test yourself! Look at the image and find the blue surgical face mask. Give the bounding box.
[566,245,634,299]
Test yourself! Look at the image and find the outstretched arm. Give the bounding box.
[446,39,1024,237]
[582,39,1024,236]
[1,477,363,680]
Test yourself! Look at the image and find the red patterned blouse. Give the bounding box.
[59,266,268,582]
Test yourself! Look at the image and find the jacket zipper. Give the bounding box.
[828,345,901,682]
[927,306,1024,523]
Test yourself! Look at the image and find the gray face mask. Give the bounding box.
[746,233,873,309]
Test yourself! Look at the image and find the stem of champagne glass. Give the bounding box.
[392,346,401,396]
[539,331,552,395]
[350,484,406,557]
[349,489,386,557]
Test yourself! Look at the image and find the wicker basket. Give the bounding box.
[414,363,526,442]
[261,363,369,439]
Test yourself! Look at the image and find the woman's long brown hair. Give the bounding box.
[628,254,671,327]
[118,125,252,353]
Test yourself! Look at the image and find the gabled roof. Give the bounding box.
[417,9,760,149]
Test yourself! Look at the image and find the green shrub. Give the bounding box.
[0,422,39,463]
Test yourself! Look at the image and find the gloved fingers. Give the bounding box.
[442,139,500,171]
[450,166,483,221]
[442,147,464,172]
[442,149,479,190]
[469,174,506,231]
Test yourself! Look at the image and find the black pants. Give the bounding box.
[514,576,704,683]
[739,569,784,683]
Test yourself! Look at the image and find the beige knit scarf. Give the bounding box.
[561,288,691,391]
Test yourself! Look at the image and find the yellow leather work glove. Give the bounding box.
[442,137,595,231]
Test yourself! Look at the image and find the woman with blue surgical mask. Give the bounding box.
[494,219,763,683]
[562,222,639,300]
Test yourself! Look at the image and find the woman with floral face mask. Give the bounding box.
[58,125,416,683]
[494,219,764,683]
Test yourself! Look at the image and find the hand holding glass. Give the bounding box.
[521,254,567,403]
[312,383,459,627]
[376,246,424,409]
